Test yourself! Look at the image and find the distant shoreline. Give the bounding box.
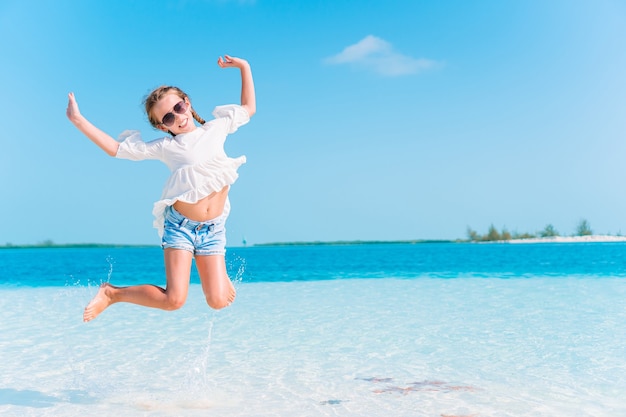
[254,235,626,246]
[0,240,456,250]
[0,243,158,250]
[503,235,626,244]
[253,239,456,247]
[1,235,625,250]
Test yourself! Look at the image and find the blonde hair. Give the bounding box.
[144,86,206,134]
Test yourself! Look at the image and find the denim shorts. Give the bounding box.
[161,206,227,256]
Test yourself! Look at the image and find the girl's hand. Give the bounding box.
[217,55,249,70]
[66,92,82,123]
[217,55,256,118]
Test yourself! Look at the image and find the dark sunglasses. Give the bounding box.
[160,100,188,127]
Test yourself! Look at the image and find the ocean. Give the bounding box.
[1,242,625,416]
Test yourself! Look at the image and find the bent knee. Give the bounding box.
[165,295,187,311]
[206,292,235,310]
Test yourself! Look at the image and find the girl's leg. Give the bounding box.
[83,248,193,322]
[195,254,236,309]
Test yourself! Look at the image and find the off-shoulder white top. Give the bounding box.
[115,104,250,237]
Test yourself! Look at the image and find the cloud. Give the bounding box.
[324,35,439,76]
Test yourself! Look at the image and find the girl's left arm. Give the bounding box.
[218,55,256,118]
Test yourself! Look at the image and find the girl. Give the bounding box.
[66,55,256,322]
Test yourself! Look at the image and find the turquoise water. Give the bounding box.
[1,243,625,416]
[4,242,626,287]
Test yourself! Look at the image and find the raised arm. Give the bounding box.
[217,55,256,118]
[66,92,120,157]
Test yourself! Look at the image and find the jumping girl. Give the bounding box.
[66,55,255,322]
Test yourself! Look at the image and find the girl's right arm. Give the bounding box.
[66,92,120,157]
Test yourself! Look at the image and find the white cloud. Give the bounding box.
[324,35,439,77]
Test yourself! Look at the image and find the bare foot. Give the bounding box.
[227,283,236,305]
[83,283,115,322]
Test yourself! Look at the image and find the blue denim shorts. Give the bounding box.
[162,206,227,256]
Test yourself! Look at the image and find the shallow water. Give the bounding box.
[1,244,625,416]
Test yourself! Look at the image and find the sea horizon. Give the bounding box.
[2,233,626,250]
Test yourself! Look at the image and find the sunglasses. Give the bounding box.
[160,100,188,127]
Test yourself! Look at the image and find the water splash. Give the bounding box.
[228,255,247,286]
[64,254,111,287]
[104,255,114,284]
[182,318,215,393]
[64,274,81,287]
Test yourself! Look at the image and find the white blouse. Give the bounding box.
[115,104,250,237]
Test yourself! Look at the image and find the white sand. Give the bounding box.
[506,235,626,244]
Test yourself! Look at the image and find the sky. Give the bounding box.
[1,0,625,246]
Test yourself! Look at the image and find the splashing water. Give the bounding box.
[104,255,114,284]
[185,319,214,388]
[228,255,247,286]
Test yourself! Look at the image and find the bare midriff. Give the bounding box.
[173,185,229,222]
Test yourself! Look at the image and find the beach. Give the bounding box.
[505,235,626,244]
[1,243,625,416]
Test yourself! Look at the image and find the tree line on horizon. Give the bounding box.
[1,219,617,247]
[466,219,597,242]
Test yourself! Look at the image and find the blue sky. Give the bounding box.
[1,0,625,246]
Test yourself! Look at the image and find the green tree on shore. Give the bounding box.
[576,219,592,236]
[486,224,501,241]
[467,225,514,242]
[540,224,559,237]
[466,227,479,241]
[467,219,598,242]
